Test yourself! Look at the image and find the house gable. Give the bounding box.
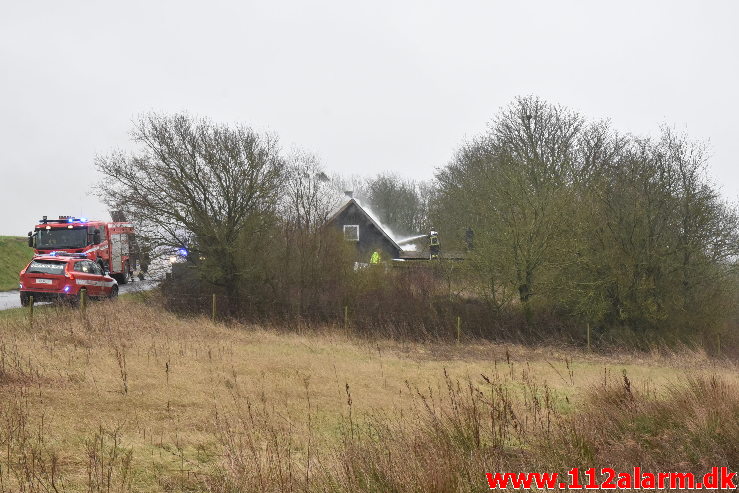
[326,199,402,261]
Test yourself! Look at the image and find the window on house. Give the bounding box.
[343,225,359,241]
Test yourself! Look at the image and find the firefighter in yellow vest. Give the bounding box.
[429,230,440,259]
[370,250,381,264]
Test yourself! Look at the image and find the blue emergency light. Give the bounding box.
[48,251,87,258]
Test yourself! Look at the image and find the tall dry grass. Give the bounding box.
[208,368,739,492]
[0,297,736,492]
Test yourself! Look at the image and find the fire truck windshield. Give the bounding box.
[35,228,88,249]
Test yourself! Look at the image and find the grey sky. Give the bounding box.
[1,0,737,235]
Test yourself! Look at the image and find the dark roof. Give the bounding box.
[326,198,402,253]
[398,251,466,260]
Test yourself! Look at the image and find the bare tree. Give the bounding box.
[281,152,337,232]
[365,173,431,236]
[95,112,285,293]
[279,153,345,314]
[583,128,739,332]
[435,96,584,315]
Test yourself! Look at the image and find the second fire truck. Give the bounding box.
[27,215,142,284]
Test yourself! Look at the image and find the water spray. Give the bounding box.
[396,234,429,245]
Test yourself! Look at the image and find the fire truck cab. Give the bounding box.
[27,216,140,284]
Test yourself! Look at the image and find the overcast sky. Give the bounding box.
[1,0,737,235]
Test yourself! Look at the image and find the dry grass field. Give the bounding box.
[0,297,737,492]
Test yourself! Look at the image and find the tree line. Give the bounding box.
[95,98,739,350]
[434,97,739,343]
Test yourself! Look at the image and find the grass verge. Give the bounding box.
[0,236,31,291]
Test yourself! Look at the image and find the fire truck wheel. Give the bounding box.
[109,285,119,300]
[117,262,131,285]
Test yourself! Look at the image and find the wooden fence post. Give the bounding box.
[344,306,349,330]
[717,332,721,357]
[29,295,34,328]
[80,289,87,312]
[456,316,461,344]
[212,293,217,322]
[587,323,591,352]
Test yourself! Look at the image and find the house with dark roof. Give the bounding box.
[325,197,402,263]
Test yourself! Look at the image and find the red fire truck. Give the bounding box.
[27,215,140,284]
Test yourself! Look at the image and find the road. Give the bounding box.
[0,279,158,311]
